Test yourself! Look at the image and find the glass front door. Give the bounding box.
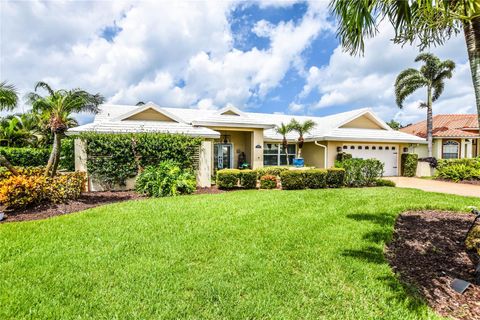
[214,143,233,169]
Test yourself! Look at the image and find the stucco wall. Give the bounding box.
[302,142,326,168]
[215,130,251,168]
[340,115,384,129]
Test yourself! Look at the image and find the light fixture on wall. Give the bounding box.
[336,147,342,152]
[222,135,230,144]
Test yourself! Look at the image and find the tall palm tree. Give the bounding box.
[26,82,104,177]
[289,119,316,159]
[395,53,455,157]
[0,82,19,175]
[275,122,293,165]
[330,0,480,129]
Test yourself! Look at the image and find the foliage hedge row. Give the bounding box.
[254,166,290,177]
[216,169,256,189]
[280,169,345,190]
[335,158,384,187]
[0,172,85,210]
[260,175,277,189]
[435,158,480,182]
[81,133,202,188]
[401,153,418,177]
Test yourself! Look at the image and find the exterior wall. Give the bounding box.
[302,142,326,168]
[215,130,251,168]
[251,128,264,169]
[340,115,385,129]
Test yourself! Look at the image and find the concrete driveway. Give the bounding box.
[386,177,480,198]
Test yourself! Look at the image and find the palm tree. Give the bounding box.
[26,82,104,177]
[275,122,293,165]
[395,53,455,157]
[289,119,316,159]
[330,0,480,129]
[0,82,19,175]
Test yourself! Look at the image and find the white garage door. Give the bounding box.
[343,144,399,176]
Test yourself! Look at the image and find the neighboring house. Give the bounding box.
[400,114,479,159]
[68,102,425,187]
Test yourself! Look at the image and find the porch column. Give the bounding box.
[251,129,264,169]
[197,140,212,187]
[465,139,473,158]
[74,138,87,172]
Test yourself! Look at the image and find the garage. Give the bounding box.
[342,144,399,176]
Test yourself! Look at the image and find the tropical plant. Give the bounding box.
[26,82,104,177]
[386,119,401,130]
[289,119,316,158]
[275,122,293,165]
[329,0,480,130]
[395,53,455,157]
[0,82,19,175]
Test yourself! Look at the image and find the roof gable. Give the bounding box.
[217,106,245,117]
[116,103,185,123]
[337,110,391,131]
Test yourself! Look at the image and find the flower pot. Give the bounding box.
[293,158,304,167]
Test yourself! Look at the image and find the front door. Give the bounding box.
[214,143,233,169]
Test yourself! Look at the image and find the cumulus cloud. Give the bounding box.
[300,22,476,124]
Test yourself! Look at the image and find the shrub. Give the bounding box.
[59,138,75,171]
[401,153,418,177]
[0,147,49,167]
[375,179,396,187]
[466,225,480,256]
[255,166,289,178]
[435,164,480,182]
[81,133,202,188]
[260,175,277,189]
[304,169,327,189]
[135,161,196,197]
[216,169,241,189]
[0,167,45,181]
[418,157,438,168]
[240,170,257,189]
[0,172,86,210]
[280,170,305,190]
[336,152,352,162]
[326,168,345,188]
[336,158,383,187]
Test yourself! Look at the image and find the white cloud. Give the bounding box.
[288,102,304,113]
[301,22,475,124]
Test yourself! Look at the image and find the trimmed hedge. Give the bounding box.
[0,147,49,167]
[280,170,305,190]
[255,166,290,178]
[336,158,384,187]
[217,169,240,189]
[326,168,345,188]
[260,175,277,189]
[401,153,418,177]
[240,170,257,189]
[375,179,396,187]
[304,169,327,189]
[336,152,352,162]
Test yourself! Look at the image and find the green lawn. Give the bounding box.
[1,188,479,319]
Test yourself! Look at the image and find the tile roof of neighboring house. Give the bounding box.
[400,114,479,138]
[68,103,426,143]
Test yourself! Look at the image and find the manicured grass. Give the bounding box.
[1,188,479,319]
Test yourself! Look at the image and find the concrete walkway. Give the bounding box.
[386,177,480,198]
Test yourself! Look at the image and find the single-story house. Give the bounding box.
[400,114,479,159]
[68,102,426,187]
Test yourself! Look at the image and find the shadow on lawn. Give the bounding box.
[346,212,396,227]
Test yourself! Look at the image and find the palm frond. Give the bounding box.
[34,81,55,96]
[0,81,18,111]
[432,81,445,101]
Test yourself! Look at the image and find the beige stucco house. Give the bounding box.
[69,102,426,188]
[400,114,479,159]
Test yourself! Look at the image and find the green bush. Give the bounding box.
[59,138,75,171]
[435,164,480,182]
[81,133,202,188]
[335,158,383,187]
[401,153,418,177]
[260,175,277,189]
[336,152,352,162]
[135,161,196,197]
[375,179,396,187]
[466,225,480,256]
[280,170,305,190]
[0,167,45,181]
[304,169,327,189]
[326,168,345,188]
[0,147,49,167]
[216,169,241,189]
[255,166,289,178]
[240,170,257,189]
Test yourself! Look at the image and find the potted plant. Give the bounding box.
[289,119,316,167]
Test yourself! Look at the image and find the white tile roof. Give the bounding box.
[68,103,426,143]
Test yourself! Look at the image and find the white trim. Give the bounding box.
[192,121,275,129]
[317,136,427,144]
[217,105,246,117]
[113,102,186,123]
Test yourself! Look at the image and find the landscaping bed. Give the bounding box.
[386,211,480,320]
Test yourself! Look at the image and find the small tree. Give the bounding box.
[26,82,104,177]
[395,53,455,157]
[386,120,401,130]
[0,82,19,175]
[289,119,316,159]
[275,122,293,165]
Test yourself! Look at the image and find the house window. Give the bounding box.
[263,143,296,166]
[442,140,459,159]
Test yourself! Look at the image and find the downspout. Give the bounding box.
[314,141,328,169]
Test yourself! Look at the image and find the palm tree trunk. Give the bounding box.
[426,87,433,158]
[283,138,289,165]
[45,132,60,176]
[50,136,62,177]
[0,155,18,175]
[463,17,480,131]
[298,136,304,158]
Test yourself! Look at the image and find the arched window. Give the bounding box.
[442,140,459,159]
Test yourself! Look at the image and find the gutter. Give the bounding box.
[314,141,328,169]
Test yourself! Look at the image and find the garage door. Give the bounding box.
[342,144,399,176]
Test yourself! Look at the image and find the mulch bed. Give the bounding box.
[386,211,480,320]
[1,187,224,223]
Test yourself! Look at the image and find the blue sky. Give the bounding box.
[0,0,475,125]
